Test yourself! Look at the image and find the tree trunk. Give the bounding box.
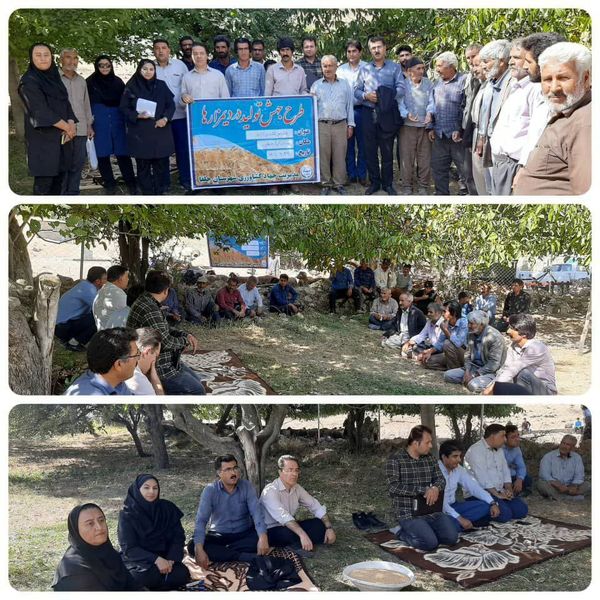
[579,300,591,354]
[345,406,366,453]
[9,57,25,141]
[215,404,235,434]
[420,404,438,455]
[141,236,150,282]
[144,404,169,468]
[118,220,143,285]
[9,212,33,285]
[125,422,150,457]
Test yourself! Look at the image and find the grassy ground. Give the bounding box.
[8,427,591,592]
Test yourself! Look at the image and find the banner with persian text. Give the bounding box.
[187,95,319,189]
[207,235,270,268]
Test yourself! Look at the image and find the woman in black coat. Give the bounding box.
[120,59,175,195]
[18,43,78,195]
[52,503,139,591]
[118,474,190,590]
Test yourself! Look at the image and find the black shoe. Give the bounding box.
[384,185,398,196]
[352,512,371,530]
[336,186,347,195]
[364,512,388,528]
[365,184,381,195]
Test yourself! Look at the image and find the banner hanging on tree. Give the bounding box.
[207,235,270,268]
[187,95,320,189]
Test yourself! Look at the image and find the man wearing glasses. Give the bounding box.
[260,455,336,556]
[188,455,269,568]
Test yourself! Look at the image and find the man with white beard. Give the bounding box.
[513,42,591,195]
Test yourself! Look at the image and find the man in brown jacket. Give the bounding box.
[514,42,591,195]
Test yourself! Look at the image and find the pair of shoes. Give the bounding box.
[352,511,388,530]
[384,185,398,196]
[320,187,331,195]
[336,186,347,195]
[284,545,314,558]
[365,184,381,195]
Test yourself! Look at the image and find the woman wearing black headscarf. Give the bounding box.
[86,55,137,195]
[118,474,190,590]
[18,43,77,195]
[52,503,139,591]
[120,59,175,195]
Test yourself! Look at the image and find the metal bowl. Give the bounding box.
[342,560,415,591]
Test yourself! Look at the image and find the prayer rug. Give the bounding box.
[182,349,277,395]
[365,515,591,589]
[182,547,319,591]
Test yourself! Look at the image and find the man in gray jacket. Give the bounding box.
[444,310,506,392]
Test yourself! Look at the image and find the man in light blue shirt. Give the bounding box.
[239,276,264,317]
[503,424,532,495]
[537,435,590,501]
[439,440,499,532]
[188,454,269,568]
[225,37,265,97]
[55,266,107,351]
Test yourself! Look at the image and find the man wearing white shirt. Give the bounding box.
[439,440,500,532]
[93,265,130,330]
[403,302,445,360]
[239,276,264,317]
[125,328,164,395]
[260,455,336,554]
[181,42,230,104]
[464,424,528,522]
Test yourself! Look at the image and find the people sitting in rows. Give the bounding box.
[185,276,220,325]
[52,503,140,591]
[124,328,164,395]
[386,425,458,551]
[188,455,269,568]
[260,455,336,555]
[269,274,301,315]
[93,265,130,330]
[402,302,445,360]
[484,313,557,395]
[161,287,185,324]
[374,258,394,291]
[393,263,413,297]
[475,283,497,326]
[368,287,398,331]
[382,292,426,351]
[537,435,590,501]
[413,280,437,314]
[65,327,138,395]
[239,276,265,318]
[438,440,500,532]
[457,291,473,318]
[353,260,376,311]
[421,300,468,372]
[503,424,532,496]
[443,310,507,393]
[329,263,360,314]
[464,424,528,522]
[118,474,189,590]
[55,266,107,351]
[495,278,530,332]
[216,277,247,320]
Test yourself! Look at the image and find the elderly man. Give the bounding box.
[513,42,591,195]
[239,276,265,317]
[297,35,323,89]
[209,35,236,74]
[124,327,164,395]
[495,278,530,332]
[444,310,507,393]
[225,37,265,97]
[93,265,130,330]
[352,259,376,309]
[537,435,590,501]
[269,274,301,315]
[427,52,468,195]
[59,48,94,195]
[468,52,491,195]
[503,425,532,496]
[181,42,230,103]
[382,292,426,351]
[484,313,557,396]
[369,287,398,331]
[355,36,405,196]
[403,302,445,360]
[261,455,335,555]
[329,263,360,314]
[185,276,220,325]
[216,277,247,320]
[311,55,355,195]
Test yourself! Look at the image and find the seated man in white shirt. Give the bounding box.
[125,327,164,395]
[439,440,500,532]
[260,455,336,556]
[92,265,130,330]
[239,276,264,318]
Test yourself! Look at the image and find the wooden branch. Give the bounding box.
[257,404,289,445]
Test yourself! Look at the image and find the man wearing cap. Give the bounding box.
[185,276,220,325]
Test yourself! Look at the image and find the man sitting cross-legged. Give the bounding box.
[260,455,336,555]
[402,302,445,360]
[329,263,360,314]
[353,260,377,311]
[185,276,220,325]
[216,277,247,320]
[239,276,265,318]
[381,292,426,350]
[368,287,398,331]
[269,274,301,315]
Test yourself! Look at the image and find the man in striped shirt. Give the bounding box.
[225,37,265,97]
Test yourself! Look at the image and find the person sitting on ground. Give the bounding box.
[382,292,426,350]
[269,274,301,315]
[124,328,164,395]
[458,291,473,318]
[161,287,184,324]
[413,280,438,314]
[438,440,500,532]
[52,503,140,591]
[329,262,360,314]
[239,276,265,318]
[353,260,377,310]
[185,276,220,325]
[475,283,497,326]
[216,277,247,320]
[521,418,532,434]
[464,424,528,522]
[187,455,269,568]
[503,424,532,496]
[495,278,530,332]
[118,474,190,590]
[393,263,413,298]
[421,300,468,372]
[386,425,458,552]
[483,313,557,396]
[55,266,107,351]
[402,302,445,360]
[64,327,138,395]
[261,455,336,555]
[443,310,507,393]
[93,265,130,330]
[368,287,398,331]
[537,435,590,501]
[374,258,395,291]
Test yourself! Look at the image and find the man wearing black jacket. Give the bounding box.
[381,292,426,352]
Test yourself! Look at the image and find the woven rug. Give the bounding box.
[365,515,591,589]
[182,547,319,591]
[182,349,277,395]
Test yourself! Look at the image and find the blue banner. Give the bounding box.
[187,95,319,189]
[208,235,270,268]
